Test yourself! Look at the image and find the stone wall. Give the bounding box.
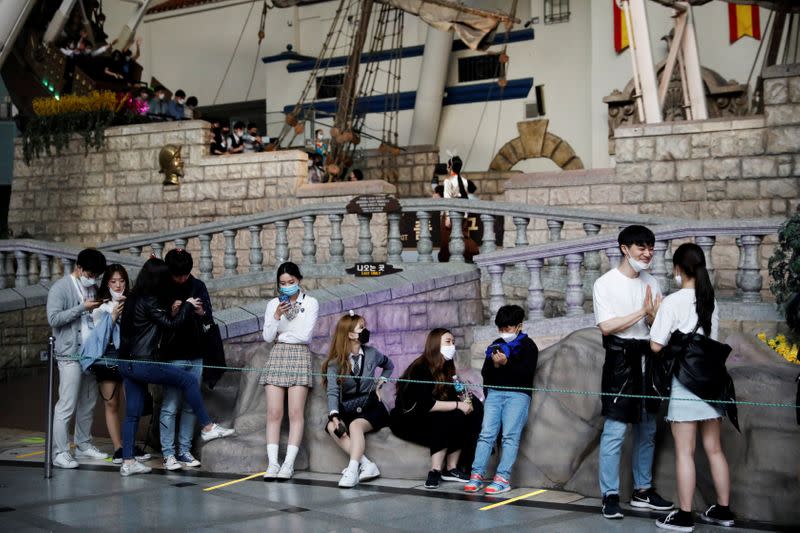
[0,305,49,378]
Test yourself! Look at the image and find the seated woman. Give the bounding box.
[389,328,482,489]
[323,312,394,488]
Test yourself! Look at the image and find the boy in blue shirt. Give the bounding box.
[464,305,538,494]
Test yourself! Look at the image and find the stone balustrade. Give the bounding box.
[0,240,143,294]
[474,218,784,319]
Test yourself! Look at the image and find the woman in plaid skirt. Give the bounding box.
[260,262,319,480]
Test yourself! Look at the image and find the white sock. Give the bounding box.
[267,444,279,466]
[347,459,360,472]
[359,455,371,466]
[283,445,299,467]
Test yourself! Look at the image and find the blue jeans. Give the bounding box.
[470,390,531,481]
[120,361,212,460]
[159,359,203,458]
[598,406,657,496]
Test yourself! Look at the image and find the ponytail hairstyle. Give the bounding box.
[672,242,714,335]
[447,155,468,199]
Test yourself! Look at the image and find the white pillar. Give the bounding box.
[0,0,36,68]
[628,0,662,123]
[42,0,78,45]
[408,26,451,146]
[681,7,708,120]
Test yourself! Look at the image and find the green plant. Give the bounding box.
[769,210,800,323]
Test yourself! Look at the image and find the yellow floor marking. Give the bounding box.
[479,489,548,511]
[203,472,267,492]
[16,450,45,459]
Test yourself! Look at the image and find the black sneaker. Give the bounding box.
[700,504,735,527]
[656,510,694,532]
[424,470,442,489]
[112,448,123,465]
[441,467,469,483]
[134,446,152,461]
[631,488,674,511]
[602,494,624,519]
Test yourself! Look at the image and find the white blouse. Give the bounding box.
[262,292,319,345]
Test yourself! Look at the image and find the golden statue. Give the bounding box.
[159,144,184,185]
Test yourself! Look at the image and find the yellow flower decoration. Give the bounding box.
[757,332,767,342]
[32,91,117,116]
[757,332,800,365]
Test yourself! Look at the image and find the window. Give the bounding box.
[457,54,505,83]
[544,0,570,25]
[316,73,344,100]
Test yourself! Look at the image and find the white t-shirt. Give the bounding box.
[592,267,661,340]
[443,174,468,199]
[262,292,319,345]
[650,288,719,345]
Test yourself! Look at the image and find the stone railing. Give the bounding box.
[95,198,672,278]
[474,218,784,319]
[0,240,144,291]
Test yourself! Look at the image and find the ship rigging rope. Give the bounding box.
[246,1,272,101]
[212,0,258,105]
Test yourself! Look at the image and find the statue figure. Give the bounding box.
[159,144,184,185]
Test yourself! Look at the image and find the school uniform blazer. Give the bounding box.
[326,345,394,413]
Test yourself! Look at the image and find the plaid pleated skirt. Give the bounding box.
[259,342,312,388]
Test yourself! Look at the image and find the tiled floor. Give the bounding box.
[0,428,784,532]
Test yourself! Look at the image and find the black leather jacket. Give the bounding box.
[601,335,661,423]
[659,330,740,431]
[119,294,194,361]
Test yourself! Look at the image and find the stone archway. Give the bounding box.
[489,119,584,171]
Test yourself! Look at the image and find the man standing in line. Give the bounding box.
[592,225,674,519]
[47,248,108,468]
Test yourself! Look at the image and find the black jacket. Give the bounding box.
[119,294,195,361]
[159,276,213,361]
[482,335,538,397]
[658,330,740,431]
[601,335,661,423]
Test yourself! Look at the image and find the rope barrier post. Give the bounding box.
[44,336,56,479]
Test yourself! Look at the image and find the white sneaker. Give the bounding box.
[339,466,359,488]
[263,463,280,480]
[200,423,235,442]
[358,461,380,482]
[276,462,294,480]
[120,461,152,477]
[53,452,79,469]
[74,444,108,460]
[163,456,183,471]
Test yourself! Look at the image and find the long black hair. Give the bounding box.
[276,261,303,290]
[672,242,714,335]
[97,264,130,302]
[131,258,172,304]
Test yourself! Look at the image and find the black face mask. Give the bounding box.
[358,328,370,344]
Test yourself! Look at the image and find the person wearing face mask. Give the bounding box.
[322,313,394,488]
[390,328,483,490]
[592,225,673,520]
[260,262,319,480]
[80,264,150,464]
[228,121,246,154]
[209,119,229,155]
[464,305,538,495]
[650,243,737,532]
[47,248,108,469]
[148,86,170,119]
[168,89,186,120]
[158,249,216,471]
[314,129,328,158]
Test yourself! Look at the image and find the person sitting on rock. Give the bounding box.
[464,305,538,495]
[323,312,394,488]
[650,243,736,532]
[389,328,483,490]
[592,225,673,519]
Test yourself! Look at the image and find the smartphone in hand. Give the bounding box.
[278,294,291,305]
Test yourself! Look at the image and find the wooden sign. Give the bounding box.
[345,194,402,215]
[346,262,402,277]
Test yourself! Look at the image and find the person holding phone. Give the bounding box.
[322,312,394,488]
[389,329,482,489]
[260,262,319,480]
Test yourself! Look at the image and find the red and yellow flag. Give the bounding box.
[728,3,761,44]
[613,1,629,54]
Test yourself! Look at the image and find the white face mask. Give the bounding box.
[626,255,651,273]
[79,275,97,288]
[110,289,124,301]
[674,274,683,286]
[158,94,165,100]
[441,345,456,361]
[500,332,518,343]
[177,99,185,105]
